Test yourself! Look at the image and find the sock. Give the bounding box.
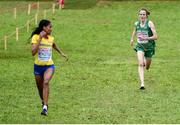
[43,105,47,110]
[141,83,144,87]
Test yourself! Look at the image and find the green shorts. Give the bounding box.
[134,42,155,58]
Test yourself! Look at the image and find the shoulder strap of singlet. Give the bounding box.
[135,21,140,31]
[146,20,150,28]
[137,21,140,27]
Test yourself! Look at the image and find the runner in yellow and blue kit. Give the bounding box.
[130,8,158,90]
[31,20,68,115]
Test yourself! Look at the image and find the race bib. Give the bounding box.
[38,48,52,61]
[137,32,148,44]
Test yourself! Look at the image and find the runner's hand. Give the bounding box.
[62,53,68,61]
[130,40,134,46]
[39,31,47,38]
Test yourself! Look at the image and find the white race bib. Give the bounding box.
[137,32,148,44]
[38,48,52,61]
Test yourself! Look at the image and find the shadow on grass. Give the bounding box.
[65,0,132,10]
[0,0,142,10]
[65,0,98,10]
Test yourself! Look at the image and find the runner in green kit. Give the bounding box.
[130,8,158,90]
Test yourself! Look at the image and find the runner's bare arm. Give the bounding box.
[31,31,47,56]
[31,37,42,56]
[130,27,136,46]
[53,42,68,61]
[148,21,158,40]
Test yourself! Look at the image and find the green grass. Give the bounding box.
[0,0,180,123]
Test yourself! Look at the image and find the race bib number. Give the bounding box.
[137,32,148,44]
[38,48,52,61]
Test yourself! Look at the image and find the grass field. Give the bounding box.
[0,0,180,123]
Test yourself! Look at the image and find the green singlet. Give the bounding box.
[134,20,156,58]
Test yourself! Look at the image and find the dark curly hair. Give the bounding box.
[30,19,51,38]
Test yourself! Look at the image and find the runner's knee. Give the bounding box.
[43,79,49,85]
